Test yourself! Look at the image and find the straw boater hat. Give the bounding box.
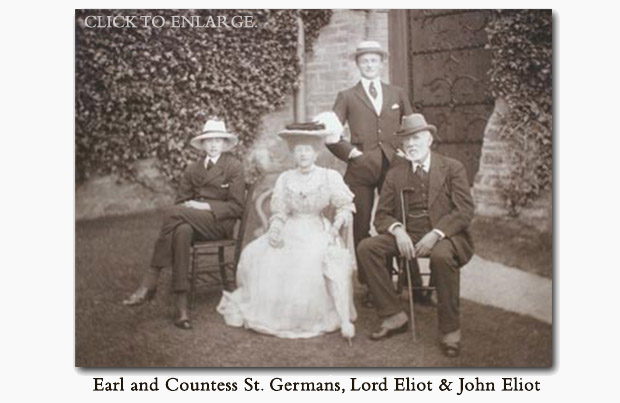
[352,40,389,60]
[395,114,437,137]
[190,118,238,151]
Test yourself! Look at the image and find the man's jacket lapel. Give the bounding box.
[428,152,447,209]
[196,154,225,186]
[353,82,378,116]
[379,83,394,116]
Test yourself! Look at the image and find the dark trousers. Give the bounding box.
[345,151,390,284]
[150,205,232,292]
[357,233,461,335]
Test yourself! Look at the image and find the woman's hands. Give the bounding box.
[268,222,284,248]
[329,212,352,239]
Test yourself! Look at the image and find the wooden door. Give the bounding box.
[389,10,493,184]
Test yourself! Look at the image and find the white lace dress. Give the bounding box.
[217,166,357,338]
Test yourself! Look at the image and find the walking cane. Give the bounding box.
[400,188,417,342]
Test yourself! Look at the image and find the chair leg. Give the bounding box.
[218,247,228,290]
[229,262,237,290]
[189,249,197,310]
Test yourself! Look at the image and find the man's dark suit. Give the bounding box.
[150,152,245,292]
[358,152,474,335]
[328,82,413,266]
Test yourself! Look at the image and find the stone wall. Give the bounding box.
[473,98,553,232]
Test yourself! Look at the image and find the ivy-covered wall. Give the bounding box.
[75,9,331,184]
[474,10,552,229]
[76,9,388,220]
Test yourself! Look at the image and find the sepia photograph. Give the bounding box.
[74,9,552,367]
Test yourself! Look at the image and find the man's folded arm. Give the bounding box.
[208,162,245,221]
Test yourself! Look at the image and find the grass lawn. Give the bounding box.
[470,216,552,278]
[76,211,552,367]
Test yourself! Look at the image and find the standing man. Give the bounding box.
[123,118,245,330]
[327,40,413,294]
[357,114,474,357]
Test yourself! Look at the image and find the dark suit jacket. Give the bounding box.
[374,152,475,266]
[327,82,412,185]
[175,152,245,222]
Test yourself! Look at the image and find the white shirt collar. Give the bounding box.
[411,152,431,173]
[361,77,382,92]
[204,153,221,168]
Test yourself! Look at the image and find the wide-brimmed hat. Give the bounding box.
[278,123,333,139]
[190,118,238,151]
[353,40,389,60]
[395,114,437,137]
[278,122,331,149]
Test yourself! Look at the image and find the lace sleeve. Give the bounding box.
[269,171,290,227]
[327,169,355,218]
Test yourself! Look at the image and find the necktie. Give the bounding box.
[415,164,426,179]
[206,159,214,170]
[369,81,378,99]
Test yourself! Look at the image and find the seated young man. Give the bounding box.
[123,118,245,330]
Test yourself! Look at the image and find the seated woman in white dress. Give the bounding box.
[217,120,357,342]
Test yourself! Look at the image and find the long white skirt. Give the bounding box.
[217,215,356,339]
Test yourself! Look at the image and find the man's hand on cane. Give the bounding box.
[393,226,416,260]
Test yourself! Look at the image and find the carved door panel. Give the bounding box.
[403,10,493,184]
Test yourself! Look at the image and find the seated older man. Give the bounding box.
[357,113,474,357]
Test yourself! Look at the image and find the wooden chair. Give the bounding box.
[397,188,437,341]
[188,181,256,309]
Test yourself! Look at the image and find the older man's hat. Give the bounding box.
[353,40,389,60]
[395,113,437,137]
[190,118,239,151]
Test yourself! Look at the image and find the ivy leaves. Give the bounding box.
[75,9,332,184]
[486,10,552,214]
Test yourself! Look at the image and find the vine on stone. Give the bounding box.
[486,10,552,214]
[75,9,332,184]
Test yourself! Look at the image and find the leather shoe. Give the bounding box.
[174,310,192,330]
[123,287,156,306]
[369,322,408,341]
[174,318,192,330]
[441,342,460,358]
